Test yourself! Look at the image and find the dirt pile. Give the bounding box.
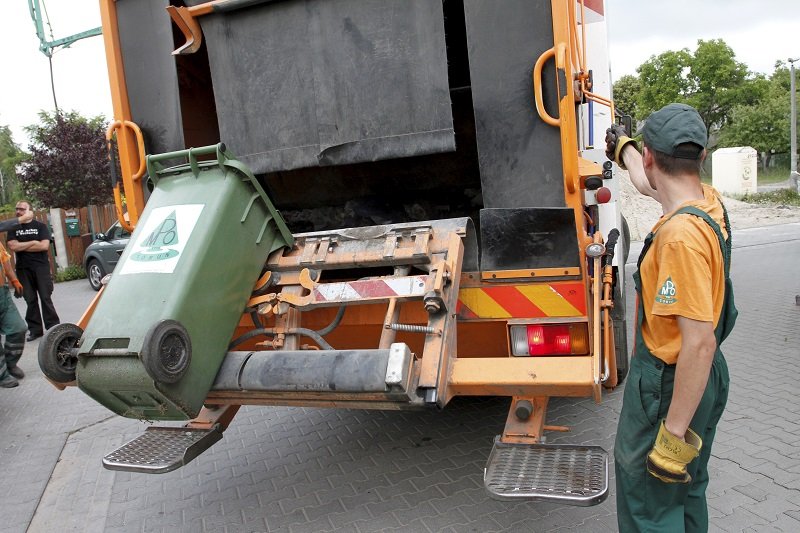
[617,171,800,241]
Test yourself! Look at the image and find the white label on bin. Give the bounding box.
[118,204,205,275]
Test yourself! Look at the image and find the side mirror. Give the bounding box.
[96,233,107,241]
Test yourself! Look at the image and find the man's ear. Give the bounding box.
[699,149,708,164]
[642,146,654,170]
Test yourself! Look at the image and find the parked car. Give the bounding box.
[83,221,131,290]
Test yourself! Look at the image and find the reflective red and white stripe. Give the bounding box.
[312,275,428,303]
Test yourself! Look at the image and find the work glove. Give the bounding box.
[646,420,702,483]
[11,279,23,299]
[605,124,638,170]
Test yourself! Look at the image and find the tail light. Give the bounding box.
[509,323,589,356]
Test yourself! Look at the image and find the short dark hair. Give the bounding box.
[647,143,704,176]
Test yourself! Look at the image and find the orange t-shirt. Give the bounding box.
[639,184,727,364]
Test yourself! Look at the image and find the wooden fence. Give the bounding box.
[0,204,118,276]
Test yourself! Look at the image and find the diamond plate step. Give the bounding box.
[102,427,222,474]
[484,439,608,506]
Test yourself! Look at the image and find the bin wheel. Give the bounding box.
[38,323,83,384]
[140,320,192,384]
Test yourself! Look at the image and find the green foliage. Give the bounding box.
[20,110,111,209]
[718,64,793,161]
[0,124,26,204]
[686,40,753,131]
[626,40,758,135]
[734,188,800,207]
[55,264,87,283]
[635,48,693,121]
[616,39,794,162]
[611,74,641,119]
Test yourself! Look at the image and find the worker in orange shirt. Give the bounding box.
[606,103,738,531]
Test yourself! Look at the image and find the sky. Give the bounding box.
[1,0,798,149]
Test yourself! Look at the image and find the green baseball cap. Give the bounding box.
[642,103,707,159]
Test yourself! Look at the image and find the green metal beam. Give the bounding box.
[28,0,102,58]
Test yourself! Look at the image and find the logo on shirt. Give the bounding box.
[655,277,677,305]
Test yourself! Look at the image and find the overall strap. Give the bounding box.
[668,204,731,279]
[635,201,731,274]
[664,202,738,343]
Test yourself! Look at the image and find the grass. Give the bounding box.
[758,166,794,185]
[733,188,800,207]
[701,167,792,186]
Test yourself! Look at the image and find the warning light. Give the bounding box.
[510,323,589,356]
[596,187,612,204]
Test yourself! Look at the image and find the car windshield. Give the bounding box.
[106,223,131,240]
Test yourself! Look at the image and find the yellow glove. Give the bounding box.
[604,125,638,170]
[646,420,702,483]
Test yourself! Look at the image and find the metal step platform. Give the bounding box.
[102,426,222,474]
[484,439,608,505]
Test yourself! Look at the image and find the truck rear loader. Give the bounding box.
[39,0,629,506]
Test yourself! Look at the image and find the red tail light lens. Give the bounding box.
[510,323,589,356]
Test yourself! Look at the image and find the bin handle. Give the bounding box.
[106,120,146,233]
[146,143,229,185]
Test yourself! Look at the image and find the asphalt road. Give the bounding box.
[1,223,799,532]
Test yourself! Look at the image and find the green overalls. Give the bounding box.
[615,205,738,533]
[0,287,27,380]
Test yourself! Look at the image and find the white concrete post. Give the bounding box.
[49,207,69,271]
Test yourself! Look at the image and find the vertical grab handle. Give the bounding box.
[532,43,567,128]
[106,120,146,233]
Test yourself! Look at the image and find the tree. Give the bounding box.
[0,124,26,205]
[634,39,757,135]
[611,74,641,120]
[718,65,791,169]
[19,111,111,208]
[636,48,693,121]
[686,40,758,132]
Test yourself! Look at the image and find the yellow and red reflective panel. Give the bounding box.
[457,282,586,319]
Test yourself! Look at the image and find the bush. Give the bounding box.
[55,265,87,283]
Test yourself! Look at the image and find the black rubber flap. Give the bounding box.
[118,0,185,155]
[464,0,565,208]
[195,0,455,173]
[480,208,580,271]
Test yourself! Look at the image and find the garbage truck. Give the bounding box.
[38,0,629,506]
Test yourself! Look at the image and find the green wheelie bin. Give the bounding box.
[69,144,293,420]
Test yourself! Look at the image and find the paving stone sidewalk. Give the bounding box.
[1,226,798,532]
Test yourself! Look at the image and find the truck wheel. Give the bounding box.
[611,279,629,384]
[87,259,106,291]
[38,323,83,384]
[621,215,631,264]
[140,320,192,384]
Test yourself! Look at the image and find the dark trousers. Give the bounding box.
[615,348,730,532]
[0,288,27,378]
[18,265,60,335]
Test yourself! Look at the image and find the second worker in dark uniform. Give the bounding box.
[7,201,60,341]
